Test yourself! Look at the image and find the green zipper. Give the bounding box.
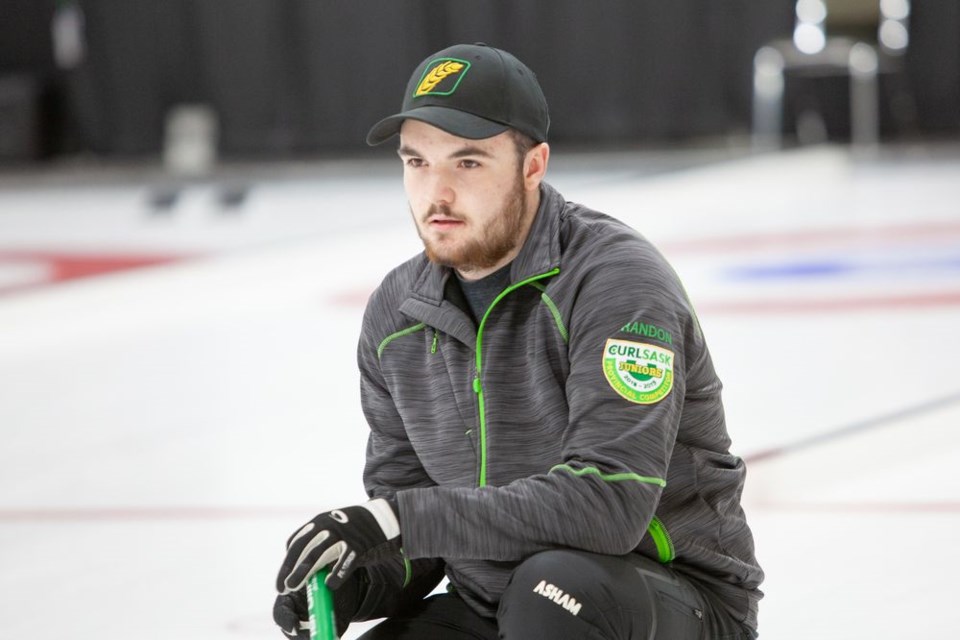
[473,267,560,486]
[377,322,426,359]
[528,281,568,343]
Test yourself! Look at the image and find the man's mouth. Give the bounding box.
[427,216,465,228]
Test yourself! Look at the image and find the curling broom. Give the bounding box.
[307,569,337,640]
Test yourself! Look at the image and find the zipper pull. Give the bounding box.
[431,329,439,354]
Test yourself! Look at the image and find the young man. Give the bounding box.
[274,43,763,639]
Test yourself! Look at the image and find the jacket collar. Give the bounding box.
[510,181,564,284]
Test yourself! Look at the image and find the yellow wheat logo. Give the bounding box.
[415,61,466,96]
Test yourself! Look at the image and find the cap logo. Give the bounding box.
[414,58,471,97]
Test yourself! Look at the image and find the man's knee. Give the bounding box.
[497,550,627,640]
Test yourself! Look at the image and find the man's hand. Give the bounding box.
[273,571,365,639]
[273,589,310,640]
[276,498,401,593]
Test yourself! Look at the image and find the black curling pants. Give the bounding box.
[358,549,755,639]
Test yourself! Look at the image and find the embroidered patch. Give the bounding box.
[602,339,674,404]
[414,58,471,97]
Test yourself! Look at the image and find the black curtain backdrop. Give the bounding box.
[1,0,957,157]
[907,0,960,134]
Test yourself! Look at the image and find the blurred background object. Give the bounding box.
[1,0,955,164]
[162,104,219,177]
[751,0,926,151]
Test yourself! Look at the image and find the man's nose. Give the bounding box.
[426,170,455,206]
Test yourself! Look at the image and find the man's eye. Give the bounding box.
[405,158,424,168]
[459,160,480,169]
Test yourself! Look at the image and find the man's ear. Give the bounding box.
[523,143,550,192]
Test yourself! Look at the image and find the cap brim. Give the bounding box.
[366,106,510,146]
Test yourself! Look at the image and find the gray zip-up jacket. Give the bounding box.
[358,182,763,629]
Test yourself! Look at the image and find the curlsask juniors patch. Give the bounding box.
[602,339,674,404]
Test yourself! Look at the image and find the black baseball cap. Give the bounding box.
[366,43,549,146]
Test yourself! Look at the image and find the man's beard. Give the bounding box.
[415,174,528,275]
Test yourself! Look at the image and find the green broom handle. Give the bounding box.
[307,569,337,640]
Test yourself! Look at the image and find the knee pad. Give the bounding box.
[497,550,621,640]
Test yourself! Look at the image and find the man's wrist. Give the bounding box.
[362,497,401,540]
